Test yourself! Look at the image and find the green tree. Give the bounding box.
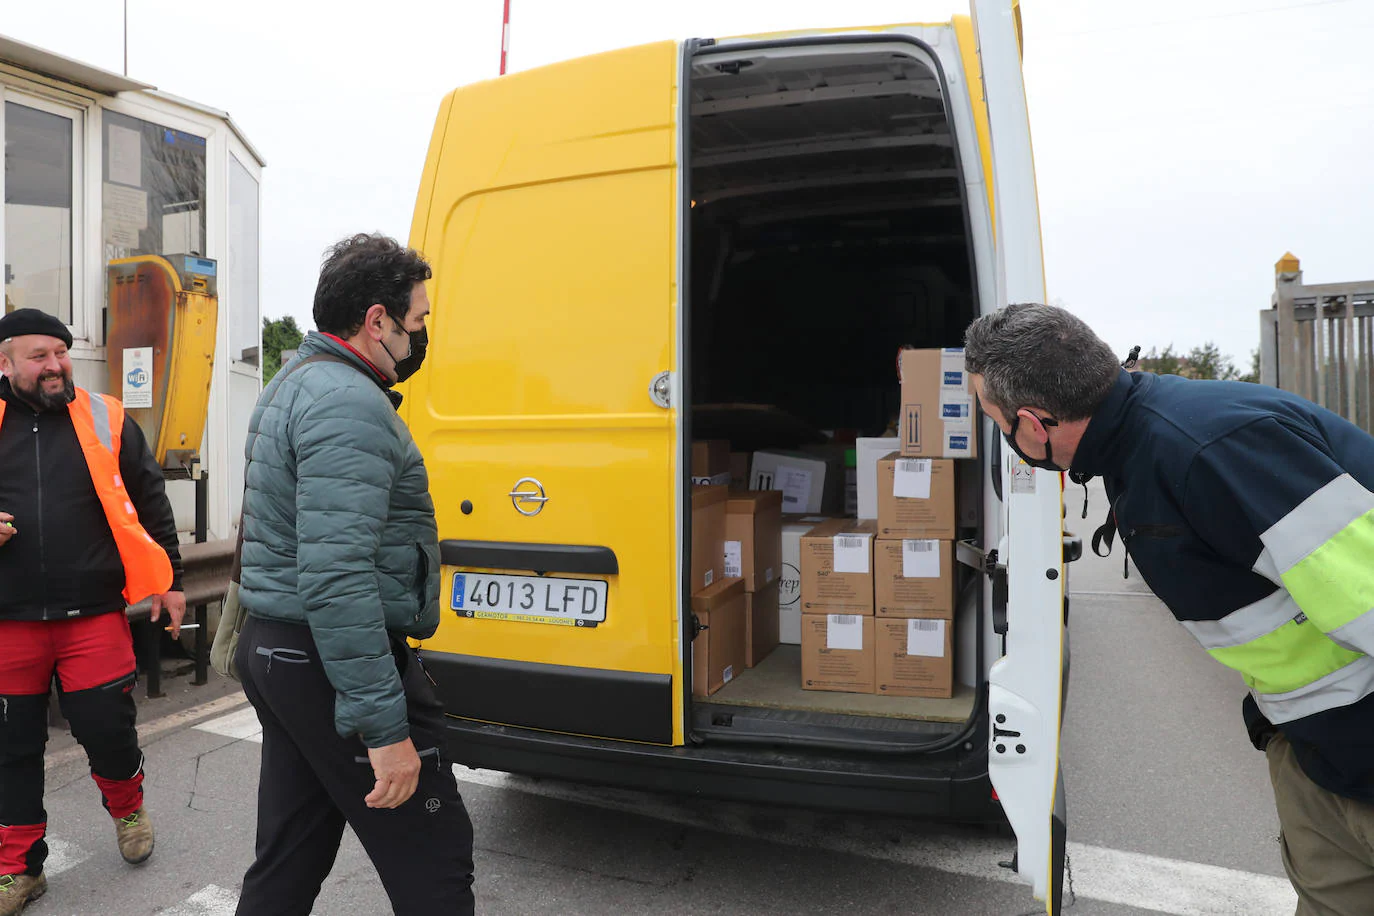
[1237,348,1261,384]
[262,315,304,383]
[1183,342,1239,381]
[1138,344,1182,377]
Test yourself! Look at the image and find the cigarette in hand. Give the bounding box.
[165,623,201,632]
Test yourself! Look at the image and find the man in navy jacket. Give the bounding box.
[965,302,1374,915]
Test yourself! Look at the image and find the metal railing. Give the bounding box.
[1259,254,1374,433]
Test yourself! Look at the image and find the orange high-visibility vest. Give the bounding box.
[0,388,173,605]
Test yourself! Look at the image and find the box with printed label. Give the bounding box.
[750,450,834,514]
[745,580,781,667]
[801,613,875,694]
[876,454,956,539]
[691,485,728,593]
[725,490,783,592]
[692,439,733,486]
[691,577,748,697]
[779,513,838,644]
[800,518,877,615]
[875,616,954,698]
[875,538,955,618]
[856,436,900,520]
[898,348,977,459]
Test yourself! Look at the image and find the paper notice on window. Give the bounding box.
[724,541,743,579]
[902,540,941,578]
[832,534,871,575]
[893,459,932,499]
[907,619,946,657]
[122,347,153,408]
[827,615,864,651]
[108,125,143,187]
[777,465,813,512]
[103,183,148,248]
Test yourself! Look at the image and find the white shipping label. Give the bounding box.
[907,619,946,657]
[724,541,743,579]
[827,615,864,651]
[939,395,974,430]
[704,568,715,588]
[832,534,871,575]
[902,540,941,578]
[777,466,813,511]
[723,665,734,685]
[940,350,966,390]
[121,347,153,409]
[894,459,932,499]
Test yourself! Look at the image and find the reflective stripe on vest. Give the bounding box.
[0,389,173,605]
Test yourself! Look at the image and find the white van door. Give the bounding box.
[972,1,1069,913]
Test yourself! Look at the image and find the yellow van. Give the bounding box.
[404,1,1072,909]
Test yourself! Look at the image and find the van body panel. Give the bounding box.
[971,0,1066,910]
[407,40,686,746]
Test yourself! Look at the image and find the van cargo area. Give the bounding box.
[685,42,985,749]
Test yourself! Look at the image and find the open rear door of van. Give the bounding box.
[971,1,1069,913]
[406,41,688,749]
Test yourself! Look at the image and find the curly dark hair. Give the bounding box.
[312,233,432,336]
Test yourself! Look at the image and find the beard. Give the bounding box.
[15,372,76,411]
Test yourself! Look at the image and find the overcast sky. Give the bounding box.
[5,0,1371,367]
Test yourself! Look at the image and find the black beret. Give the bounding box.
[0,308,73,349]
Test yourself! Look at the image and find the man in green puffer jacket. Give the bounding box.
[232,233,474,915]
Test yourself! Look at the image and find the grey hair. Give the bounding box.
[964,302,1120,421]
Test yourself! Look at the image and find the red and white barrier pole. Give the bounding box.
[500,0,511,74]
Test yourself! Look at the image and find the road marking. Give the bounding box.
[193,706,262,742]
[42,837,91,877]
[160,885,241,916]
[46,692,250,772]
[449,766,1297,916]
[191,710,1297,913]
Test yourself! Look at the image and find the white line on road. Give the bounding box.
[449,766,1298,916]
[191,709,1297,914]
[159,884,241,916]
[42,837,92,877]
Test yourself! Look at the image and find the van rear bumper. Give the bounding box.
[441,716,1004,823]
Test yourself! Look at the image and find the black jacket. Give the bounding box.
[0,378,184,620]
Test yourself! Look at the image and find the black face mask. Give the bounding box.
[392,327,428,383]
[1006,412,1063,471]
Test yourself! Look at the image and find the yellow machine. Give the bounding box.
[105,254,218,471]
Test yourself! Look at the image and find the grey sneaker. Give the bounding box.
[0,873,46,916]
[114,806,154,865]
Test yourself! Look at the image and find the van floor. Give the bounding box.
[706,646,975,723]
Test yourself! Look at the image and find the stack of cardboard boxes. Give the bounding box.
[691,347,976,702]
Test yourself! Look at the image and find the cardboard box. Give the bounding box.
[725,490,783,592]
[877,454,956,539]
[856,437,900,520]
[750,450,836,514]
[898,348,977,459]
[691,577,748,697]
[801,613,875,694]
[745,580,781,667]
[692,439,733,486]
[875,616,954,698]
[779,514,837,644]
[691,485,728,592]
[875,539,956,618]
[729,452,751,491]
[800,518,877,615]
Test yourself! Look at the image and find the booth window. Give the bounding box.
[4,101,75,324]
[228,155,260,364]
[102,111,207,263]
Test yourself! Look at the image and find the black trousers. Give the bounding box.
[233,615,475,915]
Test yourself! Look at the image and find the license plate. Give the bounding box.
[450,572,607,628]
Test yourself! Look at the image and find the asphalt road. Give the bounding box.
[29,481,1294,915]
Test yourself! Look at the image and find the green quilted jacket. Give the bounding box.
[238,331,441,748]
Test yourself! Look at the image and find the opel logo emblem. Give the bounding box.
[509,477,550,516]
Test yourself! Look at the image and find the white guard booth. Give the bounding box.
[0,34,263,543]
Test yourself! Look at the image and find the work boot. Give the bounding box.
[0,873,46,916]
[114,806,154,865]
